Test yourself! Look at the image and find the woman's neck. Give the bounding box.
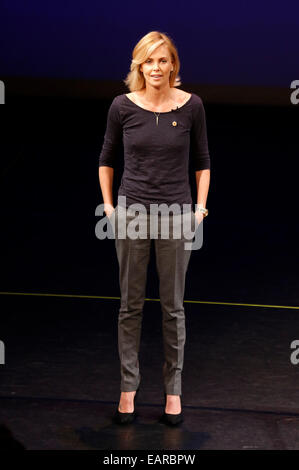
[139,86,174,106]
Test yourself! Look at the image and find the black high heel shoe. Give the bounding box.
[159,392,183,426]
[113,387,140,425]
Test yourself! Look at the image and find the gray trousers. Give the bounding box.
[110,205,197,395]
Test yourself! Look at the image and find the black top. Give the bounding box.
[99,92,211,212]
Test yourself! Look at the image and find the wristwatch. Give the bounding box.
[196,207,209,217]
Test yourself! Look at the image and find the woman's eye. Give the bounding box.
[146,59,167,63]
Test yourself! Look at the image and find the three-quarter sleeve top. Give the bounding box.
[99,92,210,212]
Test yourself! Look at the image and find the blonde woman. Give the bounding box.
[99,31,210,426]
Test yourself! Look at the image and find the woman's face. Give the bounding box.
[140,45,174,89]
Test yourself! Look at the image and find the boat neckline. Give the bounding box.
[124,92,193,114]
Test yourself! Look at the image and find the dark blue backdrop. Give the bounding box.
[1,0,298,86]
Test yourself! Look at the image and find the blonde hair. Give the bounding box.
[123,31,182,91]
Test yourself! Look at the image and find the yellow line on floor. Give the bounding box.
[0,291,298,310]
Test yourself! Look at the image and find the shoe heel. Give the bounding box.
[114,387,140,425]
[161,392,183,426]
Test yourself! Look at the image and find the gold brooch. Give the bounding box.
[172,121,177,127]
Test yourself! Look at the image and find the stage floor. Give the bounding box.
[1,294,299,450]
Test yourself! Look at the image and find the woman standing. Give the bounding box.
[99,31,210,426]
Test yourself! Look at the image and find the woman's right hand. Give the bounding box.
[104,203,115,219]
